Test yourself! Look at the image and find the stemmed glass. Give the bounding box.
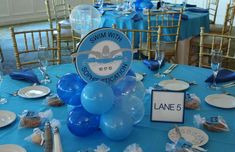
[38,45,51,84]
[210,49,222,89]
[0,63,7,104]
[155,49,165,78]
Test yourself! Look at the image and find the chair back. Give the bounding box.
[207,0,219,24]
[9,24,61,69]
[52,0,70,24]
[112,24,158,60]
[199,27,235,70]
[222,3,235,35]
[147,9,182,62]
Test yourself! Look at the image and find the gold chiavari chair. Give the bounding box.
[208,0,220,25]
[112,24,158,60]
[210,3,235,35]
[145,9,182,62]
[9,24,61,69]
[199,27,235,71]
[0,46,4,62]
[188,3,235,65]
[44,0,80,53]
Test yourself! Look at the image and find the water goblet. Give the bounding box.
[0,64,7,104]
[210,49,222,90]
[155,50,165,78]
[38,45,51,84]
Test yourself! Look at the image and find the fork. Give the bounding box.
[167,73,197,85]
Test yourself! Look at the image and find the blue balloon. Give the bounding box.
[67,106,100,137]
[130,80,146,100]
[81,81,114,115]
[68,93,82,106]
[112,76,137,96]
[57,73,86,104]
[100,105,133,140]
[126,69,136,77]
[116,95,145,125]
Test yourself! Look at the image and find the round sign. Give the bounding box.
[75,28,132,84]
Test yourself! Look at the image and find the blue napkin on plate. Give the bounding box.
[9,69,40,84]
[180,3,197,7]
[205,69,235,83]
[143,59,165,71]
[186,8,209,13]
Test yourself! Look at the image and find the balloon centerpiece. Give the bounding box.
[57,7,146,140]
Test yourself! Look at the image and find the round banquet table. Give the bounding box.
[0,61,235,152]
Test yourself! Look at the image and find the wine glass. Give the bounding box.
[38,45,51,84]
[210,49,222,89]
[0,63,7,104]
[155,49,165,78]
[182,0,188,11]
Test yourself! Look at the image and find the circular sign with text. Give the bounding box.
[75,28,132,84]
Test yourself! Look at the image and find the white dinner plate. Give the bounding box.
[18,85,50,99]
[135,73,144,81]
[0,144,26,152]
[205,94,235,108]
[0,110,16,128]
[158,80,189,91]
[168,126,209,146]
[103,7,115,11]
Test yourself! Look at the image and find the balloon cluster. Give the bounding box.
[57,71,146,140]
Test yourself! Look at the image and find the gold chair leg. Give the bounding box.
[0,46,4,63]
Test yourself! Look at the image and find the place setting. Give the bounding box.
[203,50,235,109]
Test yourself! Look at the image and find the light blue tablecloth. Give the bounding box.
[0,62,235,151]
[101,10,210,40]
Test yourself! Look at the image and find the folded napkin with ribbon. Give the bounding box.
[186,8,209,13]
[180,3,197,7]
[9,69,40,84]
[205,69,235,83]
[143,59,165,71]
[131,13,143,22]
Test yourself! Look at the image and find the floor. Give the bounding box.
[0,21,72,74]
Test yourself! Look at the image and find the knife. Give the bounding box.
[53,127,63,152]
[223,81,235,88]
[163,64,177,74]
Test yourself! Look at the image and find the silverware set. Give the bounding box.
[174,125,207,152]
[44,122,63,152]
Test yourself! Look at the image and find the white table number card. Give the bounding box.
[151,90,185,123]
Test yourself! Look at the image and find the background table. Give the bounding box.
[101,9,210,64]
[0,61,235,152]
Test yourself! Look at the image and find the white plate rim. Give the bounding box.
[168,126,209,146]
[0,144,26,152]
[0,110,16,128]
[17,85,50,99]
[158,79,189,91]
[205,94,235,108]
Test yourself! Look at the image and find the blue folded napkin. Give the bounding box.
[131,13,143,22]
[180,3,197,7]
[186,8,209,13]
[9,69,40,84]
[205,69,235,83]
[143,59,165,71]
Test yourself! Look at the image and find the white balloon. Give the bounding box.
[70,5,101,37]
